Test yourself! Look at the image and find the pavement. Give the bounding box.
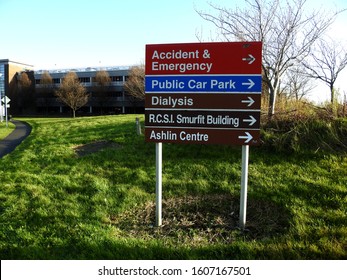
[0,120,32,158]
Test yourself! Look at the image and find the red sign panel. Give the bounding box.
[146,42,262,75]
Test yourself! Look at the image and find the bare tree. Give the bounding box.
[18,72,32,89]
[196,0,342,117]
[93,70,112,113]
[40,71,53,86]
[55,72,89,118]
[17,71,35,114]
[303,37,347,104]
[38,71,54,114]
[124,64,145,100]
[284,66,316,101]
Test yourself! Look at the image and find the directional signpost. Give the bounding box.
[1,96,10,127]
[145,42,262,228]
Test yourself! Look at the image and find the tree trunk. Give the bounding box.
[267,79,278,118]
[330,85,335,104]
[267,75,281,118]
[330,86,338,116]
[268,88,276,117]
[73,109,76,118]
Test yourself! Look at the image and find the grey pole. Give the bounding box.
[4,95,8,128]
[156,142,163,227]
[239,145,249,230]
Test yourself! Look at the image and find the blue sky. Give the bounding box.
[0,0,226,69]
[0,0,346,102]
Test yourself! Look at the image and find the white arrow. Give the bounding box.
[243,115,257,126]
[242,54,256,64]
[242,79,255,89]
[1,96,10,104]
[241,96,255,107]
[238,132,253,143]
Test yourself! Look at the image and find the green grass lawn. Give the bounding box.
[0,115,346,259]
[0,121,15,140]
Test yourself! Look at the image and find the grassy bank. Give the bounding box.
[0,121,15,140]
[0,115,346,259]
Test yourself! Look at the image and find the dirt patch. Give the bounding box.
[73,140,121,157]
[111,194,291,245]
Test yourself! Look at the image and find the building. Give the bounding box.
[1,59,144,117]
[33,66,144,115]
[0,59,33,118]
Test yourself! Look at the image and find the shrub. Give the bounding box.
[261,100,347,153]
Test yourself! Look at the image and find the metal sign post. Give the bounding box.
[4,96,8,128]
[1,96,10,127]
[155,142,163,227]
[239,145,249,230]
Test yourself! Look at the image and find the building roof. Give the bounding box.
[35,65,130,75]
[0,59,34,68]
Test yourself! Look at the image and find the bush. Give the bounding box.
[261,101,347,153]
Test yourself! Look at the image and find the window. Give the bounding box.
[79,77,90,83]
[52,78,60,84]
[110,76,123,82]
[0,65,5,95]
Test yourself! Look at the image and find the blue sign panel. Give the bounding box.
[145,75,262,93]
